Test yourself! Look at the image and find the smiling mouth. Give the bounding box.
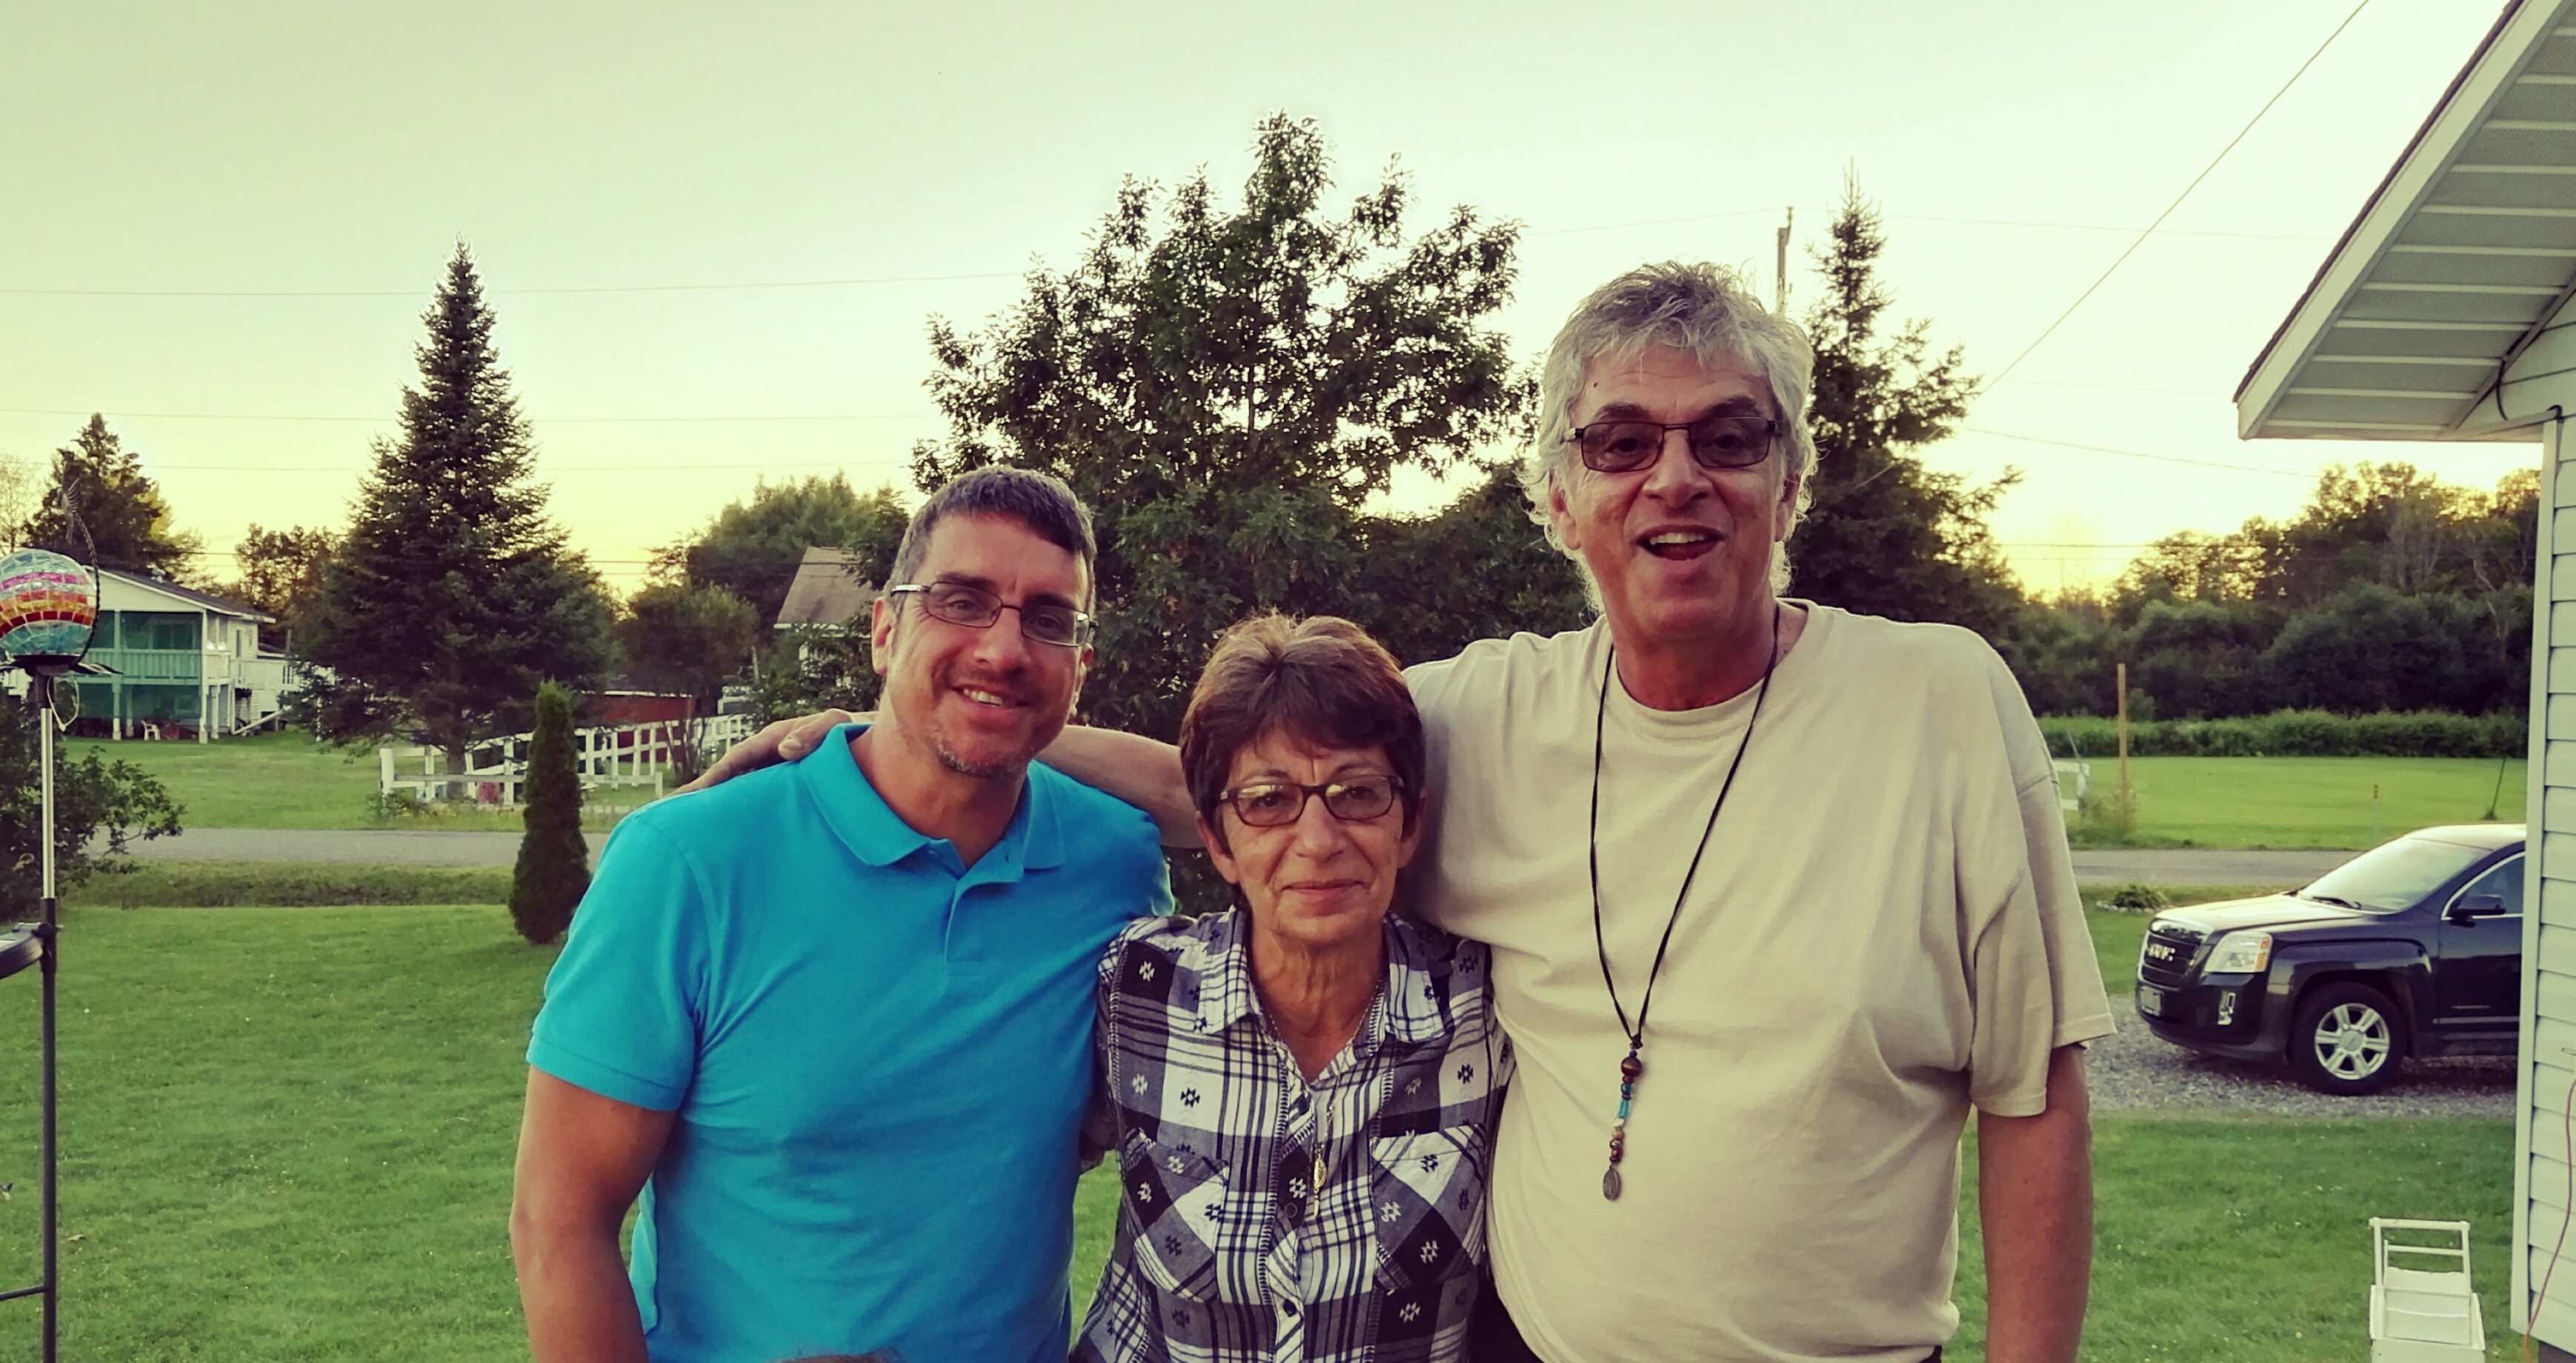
[1640,529,1720,561]
[954,684,1028,710]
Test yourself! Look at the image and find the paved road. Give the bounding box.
[2069,848,2349,885]
[106,829,2360,884]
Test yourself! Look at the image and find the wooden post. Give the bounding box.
[2115,661,2135,833]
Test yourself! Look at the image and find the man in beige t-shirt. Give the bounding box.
[702,261,2111,1362]
[1388,261,2109,1363]
[1408,607,2108,1362]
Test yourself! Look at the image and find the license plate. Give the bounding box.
[2137,985,2166,1017]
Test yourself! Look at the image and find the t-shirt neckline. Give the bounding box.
[1599,599,1832,738]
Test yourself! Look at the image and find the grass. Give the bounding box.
[62,862,514,909]
[66,735,2535,849]
[70,731,375,830]
[2065,756,2526,850]
[70,730,663,831]
[0,899,2531,1361]
[0,904,550,1360]
[1957,1116,2519,1362]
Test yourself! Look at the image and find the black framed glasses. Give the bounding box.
[886,581,1094,648]
[1218,776,1404,828]
[1569,413,1778,473]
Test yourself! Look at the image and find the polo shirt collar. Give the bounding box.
[799,722,1056,878]
[1194,909,1456,1050]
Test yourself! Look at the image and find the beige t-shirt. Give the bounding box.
[1405,604,2114,1363]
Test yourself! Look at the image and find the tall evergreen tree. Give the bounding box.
[299,244,616,785]
[508,682,588,945]
[24,414,202,578]
[1788,180,2021,638]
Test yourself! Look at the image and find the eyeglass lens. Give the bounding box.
[914,582,1087,647]
[1231,778,1398,827]
[1580,415,1771,473]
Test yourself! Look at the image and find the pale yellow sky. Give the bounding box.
[0,0,2538,599]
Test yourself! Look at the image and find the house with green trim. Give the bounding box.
[70,570,284,741]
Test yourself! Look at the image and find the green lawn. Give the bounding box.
[0,899,2530,1360]
[70,730,662,831]
[62,736,2538,848]
[70,732,376,830]
[2068,756,2526,850]
[1959,1116,2518,1362]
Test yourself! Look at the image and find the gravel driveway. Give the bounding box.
[2088,1005,2514,1117]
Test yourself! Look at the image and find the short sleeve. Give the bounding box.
[525,819,711,1112]
[1980,650,2116,1054]
[1078,940,1123,1170]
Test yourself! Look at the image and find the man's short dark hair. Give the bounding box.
[888,465,1098,602]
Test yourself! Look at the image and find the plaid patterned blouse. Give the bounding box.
[1074,909,1511,1363]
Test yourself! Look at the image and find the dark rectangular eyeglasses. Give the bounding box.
[1219,776,1402,828]
[887,581,1094,648]
[1569,413,1778,473]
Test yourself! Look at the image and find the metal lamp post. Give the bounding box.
[0,546,104,1363]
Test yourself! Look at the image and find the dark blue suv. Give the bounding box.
[2133,824,2524,1095]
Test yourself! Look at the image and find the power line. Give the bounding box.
[0,213,2342,300]
[1989,378,2232,396]
[141,459,908,473]
[0,405,938,426]
[1884,213,2327,244]
[0,270,1019,300]
[1985,0,2375,387]
[1963,425,2312,478]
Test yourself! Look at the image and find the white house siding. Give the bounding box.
[2532,415,2576,1348]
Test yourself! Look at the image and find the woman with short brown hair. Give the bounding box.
[1076,613,1507,1363]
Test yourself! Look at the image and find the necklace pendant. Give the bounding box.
[1602,1164,1623,1201]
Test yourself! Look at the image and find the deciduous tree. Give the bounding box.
[229,524,340,652]
[0,693,182,913]
[616,581,761,715]
[656,474,910,624]
[914,114,1531,738]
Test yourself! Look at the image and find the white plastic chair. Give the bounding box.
[2368,1218,2484,1362]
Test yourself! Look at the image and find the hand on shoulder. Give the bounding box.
[677,710,862,794]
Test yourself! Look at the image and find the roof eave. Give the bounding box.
[2236,0,2540,436]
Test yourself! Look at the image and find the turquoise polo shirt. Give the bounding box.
[528,724,1170,1363]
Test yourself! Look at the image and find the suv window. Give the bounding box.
[2300,835,2493,913]
[2450,854,2525,916]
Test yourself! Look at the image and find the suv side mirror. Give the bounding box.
[2447,893,2508,923]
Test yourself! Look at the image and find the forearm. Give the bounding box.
[1976,1044,2092,1363]
[513,1219,650,1363]
[1040,724,1199,847]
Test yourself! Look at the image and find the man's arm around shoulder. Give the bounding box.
[512,1070,676,1363]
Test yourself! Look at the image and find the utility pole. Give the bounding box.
[1774,206,1794,315]
[2114,661,2134,834]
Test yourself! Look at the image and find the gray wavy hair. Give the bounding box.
[1517,261,1817,595]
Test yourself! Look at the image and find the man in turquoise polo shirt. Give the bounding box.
[510,467,1171,1363]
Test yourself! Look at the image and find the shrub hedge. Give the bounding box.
[2036,709,2526,759]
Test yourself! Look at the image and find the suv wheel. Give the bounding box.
[2289,982,2406,1096]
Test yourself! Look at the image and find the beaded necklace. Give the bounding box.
[1588,603,1780,1201]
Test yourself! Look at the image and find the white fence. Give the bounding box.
[378,714,756,809]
